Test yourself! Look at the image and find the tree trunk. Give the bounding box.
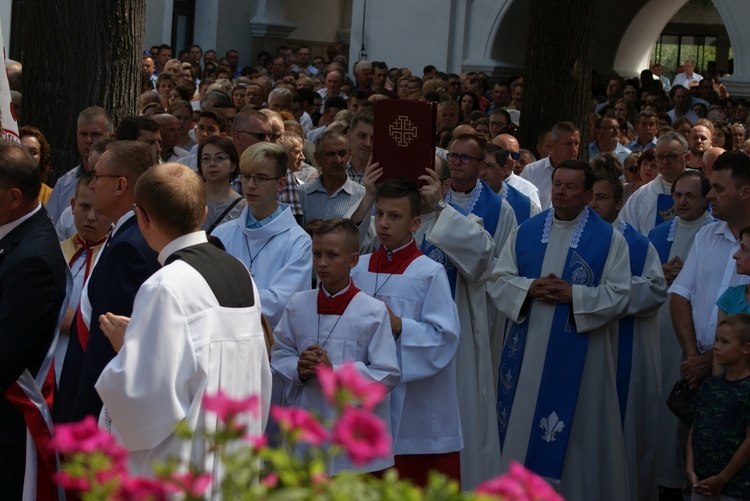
[518,0,597,158]
[22,0,145,183]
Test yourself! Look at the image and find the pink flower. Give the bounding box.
[53,470,90,492]
[261,472,278,488]
[270,406,328,445]
[331,407,390,465]
[244,433,268,449]
[475,461,564,501]
[167,471,212,497]
[52,415,121,455]
[317,363,387,410]
[203,390,260,423]
[117,477,169,501]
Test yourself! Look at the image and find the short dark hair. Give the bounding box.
[135,163,205,235]
[553,159,596,190]
[197,109,227,133]
[594,172,624,200]
[488,144,507,168]
[116,115,160,140]
[376,177,421,218]
[313,218,360,254]
[197,135,240,181]
[713,151,750,186]
[350,111,374,131]
[450,133,487,160]
[672,169,711,197]
[0,142,41,200]
[324,95,348,113]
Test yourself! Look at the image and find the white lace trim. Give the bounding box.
[617,219,628,236]
[541,209,553,244]
[447,180,482,213]
[500,183,508,201]
[667,217,678,242]
[569,207,590,249]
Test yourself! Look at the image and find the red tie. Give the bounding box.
[71,234,108,351]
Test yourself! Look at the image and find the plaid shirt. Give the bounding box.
[278,169,303,219]
[345,160,366,185]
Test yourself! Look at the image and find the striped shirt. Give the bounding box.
[298,177,365,226]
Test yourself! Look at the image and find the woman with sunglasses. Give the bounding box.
[198,136,245,234]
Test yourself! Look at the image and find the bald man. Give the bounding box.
[492,134,541,208]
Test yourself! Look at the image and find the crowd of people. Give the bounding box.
[2,43,750,501]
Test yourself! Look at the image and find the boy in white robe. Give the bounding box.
[271,218,400,474]
[350,178,463,487]
[95,164,272,484]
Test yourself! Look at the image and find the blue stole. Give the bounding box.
[648,217,677,264]
[501,183,531,224]
[446,179,502,238]
[615,221,649,424]
[420,203,468,296]
[497,207,613,483]
[655,193,676,227]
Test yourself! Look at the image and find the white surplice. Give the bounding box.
[619,175,673,235]
[212,204,312,329]
[351,253,463,456]
[270,288,400,474]
[486,210,631,501]
[614,219,668,501]
[95,254,272,480]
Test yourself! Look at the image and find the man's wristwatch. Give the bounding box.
[434,199,447,212]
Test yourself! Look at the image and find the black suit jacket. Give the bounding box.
[56,215,159,422]
[0,206,67,447]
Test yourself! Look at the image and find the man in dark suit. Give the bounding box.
[0,143,68,500]
[56,141,160,423]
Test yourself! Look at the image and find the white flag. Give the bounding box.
[0,22,19,143]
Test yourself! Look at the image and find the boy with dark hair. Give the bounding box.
[350,178,463,487]
[687,314,750,500]
[271,218,400,474]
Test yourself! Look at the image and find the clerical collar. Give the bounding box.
[660,176,673,192]
[246,203,284,230]
[368,239,422,274]
[159,231,208,265]
[317,279,360,315]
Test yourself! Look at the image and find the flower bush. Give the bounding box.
[51,363,563,500]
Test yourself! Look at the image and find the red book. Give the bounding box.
[373,99,437,184]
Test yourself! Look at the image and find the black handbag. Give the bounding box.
[666,378,695,426]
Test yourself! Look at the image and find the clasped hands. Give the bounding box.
[297,344,332,381]
[528,273,573,304]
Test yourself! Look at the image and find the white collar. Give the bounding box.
[158,231,208,265]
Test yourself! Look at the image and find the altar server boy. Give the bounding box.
[271,218,400,475]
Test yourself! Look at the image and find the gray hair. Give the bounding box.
[658,132,688,153]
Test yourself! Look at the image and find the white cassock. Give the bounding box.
[351,248,463,456]
[619,175,674,235]
[613,219,667,501]
[415,206,502,490]
[487,209,631,501]
[647,212,714,488]
[270,287,401,474]
[212,204,312,329]
[95,247,272,480]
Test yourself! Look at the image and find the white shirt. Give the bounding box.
[519,155,554,210]
[668,221,750,352]
[506,173,542,210]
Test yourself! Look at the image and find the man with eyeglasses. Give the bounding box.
[588,173,667,501]
[647,169,714,495]
[620,132,688,235]
[298,131,365,235]
[293,45,318,75]
[447,74,462,101]
[589,116,631,164]
[213,142,312,330]
[56,141,160,425]
[492,134,541,209]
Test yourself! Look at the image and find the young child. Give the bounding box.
[687,314,750,500]
[349,178,463,487]
[270,218,400,474]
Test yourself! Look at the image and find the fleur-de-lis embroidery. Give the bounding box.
[499,364,515,394]
[540,411,565,443]
[498,405,509,431]
[506,330,522,358]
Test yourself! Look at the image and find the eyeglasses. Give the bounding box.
[235,130,271,141]
[489,121,508,129]
[654,153,685,163]
[91,172,124,181]
[673,192,702,201]
[503,150,521,160]
[131,203,150,223]
[447,153,483,164]
[239,174,282,186]
[592,194,617,203]
[200,154,231,164]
